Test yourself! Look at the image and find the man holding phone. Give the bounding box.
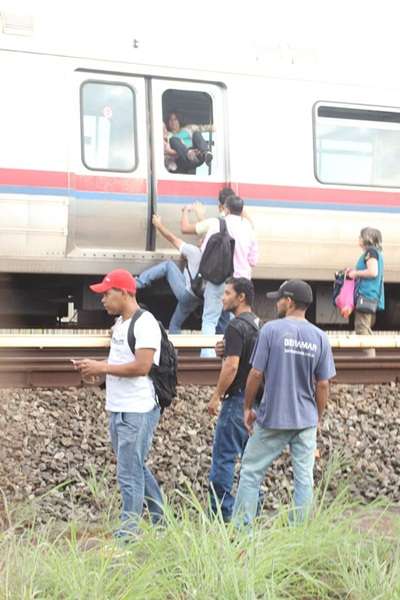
[74,269,163,541]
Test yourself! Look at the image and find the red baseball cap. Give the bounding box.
[89,269,137,294]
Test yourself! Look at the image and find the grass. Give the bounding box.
[1,462,400,599]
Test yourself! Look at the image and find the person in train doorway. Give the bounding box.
[347,227,384,358]
[207,277,262,522]
[164,111,213,174]
[181,194,258,357]
[191,187,237,335]
[74,269,163,541]
[232,280,336,527]
[136,214,202,333]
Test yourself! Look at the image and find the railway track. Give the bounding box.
[0,331,399,387]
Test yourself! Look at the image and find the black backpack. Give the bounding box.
[188,269,205,299]
[332,270,346,305]
[197,218,235,285]
[127,309,177,412]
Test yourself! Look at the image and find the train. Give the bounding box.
[1,9,400,327]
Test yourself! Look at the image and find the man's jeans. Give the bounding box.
[232,423,317,526]
[201,281,224,357]
[216,310,232,334]
[209,393,249,522]
[109,407,163,535]
[136,261,200,333]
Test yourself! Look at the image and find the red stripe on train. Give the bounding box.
[157,180,227,197]
[1,168,400,206]
[237,183,400,206]
[0,168,147,194]
[71,174,146,194]
[157,180,400,206]
[0,168,68,187]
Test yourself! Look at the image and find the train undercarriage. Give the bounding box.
[1,273,400,331]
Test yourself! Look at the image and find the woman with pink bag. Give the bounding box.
[347,227,385,357]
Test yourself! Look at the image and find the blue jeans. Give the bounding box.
[109,407,163,535]
[232,423,317,526]
[201,281,224,357]
[209,393,249,521]
[216,310,232,334]
[136,261,200,333]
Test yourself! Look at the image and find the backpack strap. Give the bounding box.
[127,308,146,354]
[227,313,260,347]
[236,312,260,332]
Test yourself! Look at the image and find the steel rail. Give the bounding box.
[0,348,399,387]
[1,333,400,349]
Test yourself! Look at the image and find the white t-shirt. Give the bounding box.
[106,311,161,413]
[179,242,202,294]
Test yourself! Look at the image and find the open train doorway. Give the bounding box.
[150,79,228,252]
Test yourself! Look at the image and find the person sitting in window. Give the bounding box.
[163,124,178,172]
[164,111,213,174]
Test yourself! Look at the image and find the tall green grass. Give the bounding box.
[1,462,399,600]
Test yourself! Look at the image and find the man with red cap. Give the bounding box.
[75,269,163,541]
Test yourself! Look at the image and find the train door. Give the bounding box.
[150,80,228,249]
[68,72,149,265]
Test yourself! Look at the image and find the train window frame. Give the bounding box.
[162,88,215,178]
[80,79,138,173]
[313,101,400,189]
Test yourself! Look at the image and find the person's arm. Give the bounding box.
[192,202,206,222]
[163,126,177,156]
[242,208,255,228]
[243,368,264,434]
[152,214,182,250]
[348,257,378,279]
[208,356,240,416]
[248,237,259,267]
[186,124,215,133]
[75,348,155,379]
[164,142,178,157]
[315,379,329,422]
[314,335,336,425]
[208,325,243,415]
[180,205,197,234]
[346,248,379,279]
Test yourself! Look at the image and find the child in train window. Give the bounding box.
[163,111,213,175]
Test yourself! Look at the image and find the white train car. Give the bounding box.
[1,11,399,325]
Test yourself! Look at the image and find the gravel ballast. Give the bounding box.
[0,384,399,524]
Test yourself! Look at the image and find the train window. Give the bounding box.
[315,104,400,187]
[162,89,214,176]
[81,82,136,172]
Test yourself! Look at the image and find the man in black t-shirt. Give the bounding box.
[207,277,260,521]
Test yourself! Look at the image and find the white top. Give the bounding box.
[195,215,258,280]
[179,241,202,294]
[106,311,161,413]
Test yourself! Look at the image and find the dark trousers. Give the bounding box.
[169,131,208,173]
[208,393,249,521]
[216,310,231,334]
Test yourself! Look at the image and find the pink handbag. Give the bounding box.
[335,278,355,318]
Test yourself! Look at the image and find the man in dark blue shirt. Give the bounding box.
[232,280,336,525]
